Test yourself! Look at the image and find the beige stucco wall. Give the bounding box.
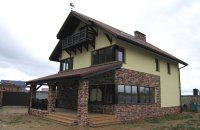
[59,24,116,69]
[117,39,180,107]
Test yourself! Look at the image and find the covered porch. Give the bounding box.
[26,62,122,126]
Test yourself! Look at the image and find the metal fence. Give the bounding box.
[2,91,29,106]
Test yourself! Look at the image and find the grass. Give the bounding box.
[145,117,163,123]
[145,113,198,130]
[164,114,192,121]
[145,114,193,124]
[152,124,199,130]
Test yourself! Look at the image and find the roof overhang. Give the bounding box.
[26,62,122,85]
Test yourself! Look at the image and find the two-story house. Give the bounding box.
[26,11,188,126]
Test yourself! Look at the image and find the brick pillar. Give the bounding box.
[28,85,36,114]
[77,79,89,126]
[48,85,56,113]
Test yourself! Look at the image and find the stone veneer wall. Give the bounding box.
[29,108,48,117]
[77,79,89,126]
[57,80,78,110]
[114,68,180,121]
[47,86,56,112]
[115,68,160,88]
[115,105,180,121]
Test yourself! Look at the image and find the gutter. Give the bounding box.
[178,64,188,112]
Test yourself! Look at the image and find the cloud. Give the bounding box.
[0,23,58,81]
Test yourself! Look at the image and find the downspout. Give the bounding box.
[178,64,188,112]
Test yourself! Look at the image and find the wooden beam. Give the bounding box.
[65,50,71,56]
[88,26,98,36]
[72,48,77,55]
[36,85,42,91]
[89,42,95,49]
[77,46,82,53]
[105,33,112,44]
[83,43,89,51]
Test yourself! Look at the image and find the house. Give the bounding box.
[0,80,26,92]
[26,11,188,126]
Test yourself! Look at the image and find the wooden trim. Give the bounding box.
[105,33,112,44]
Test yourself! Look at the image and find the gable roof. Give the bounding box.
[26,61,122,85]
[50,11,188,66]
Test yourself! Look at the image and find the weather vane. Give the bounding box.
[70,2,75,10]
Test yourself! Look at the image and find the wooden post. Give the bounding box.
[0,91,3,107]
[28,85,36,114]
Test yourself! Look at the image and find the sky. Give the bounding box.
[0,0,200,95]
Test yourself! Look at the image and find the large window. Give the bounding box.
[116,85,155,104]
[60,58,73,71]
[92,45,125,65]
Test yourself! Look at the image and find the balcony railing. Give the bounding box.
[62,27,95,50]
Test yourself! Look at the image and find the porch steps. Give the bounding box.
[88,115,121,127]
[45,112,77,125]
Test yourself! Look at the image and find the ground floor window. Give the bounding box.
[90,87,102,102]
[89,85,115,104]
[116,85,155,104]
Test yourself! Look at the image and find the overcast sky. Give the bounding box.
[0,0,199,95]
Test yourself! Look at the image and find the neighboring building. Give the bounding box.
[0,80,26,92]
[26,11,188,126]
[181,89,200,112]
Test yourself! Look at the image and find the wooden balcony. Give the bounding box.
[62,27,95,51]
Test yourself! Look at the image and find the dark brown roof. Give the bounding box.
[26,62,122,85]
[50,11,187,66]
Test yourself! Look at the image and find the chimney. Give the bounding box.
[134,31,146,42]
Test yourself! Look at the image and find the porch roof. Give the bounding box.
[26,61,122,85]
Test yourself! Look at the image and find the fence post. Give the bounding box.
[0,91,3,107]
[28,85,36,114]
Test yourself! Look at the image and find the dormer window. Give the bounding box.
[60,57,73,71]
[92,45,125,65]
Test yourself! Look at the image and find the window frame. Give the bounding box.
[60,57,73,71]
[91,45,125,65]
[116,85,155,104]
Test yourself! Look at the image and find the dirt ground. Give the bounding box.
[0,106,200,130]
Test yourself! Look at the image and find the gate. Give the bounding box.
[2,92,30,106]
